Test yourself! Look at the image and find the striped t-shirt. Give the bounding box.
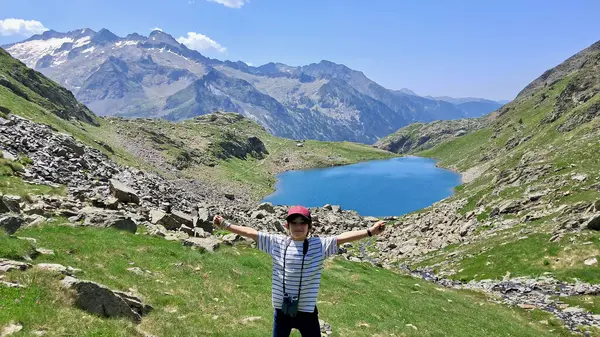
[257,232,338,313]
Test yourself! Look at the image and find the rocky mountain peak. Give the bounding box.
[4,27,505,143]
[91,28,121,45]
[70,28,96,39]
[23,29,65,42]
[397,88,418,96]
[124,33,147,42]
[201,69,225,82]
[303,60,356,79]
[146,30,181,48]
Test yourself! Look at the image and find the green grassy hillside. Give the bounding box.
[0,224,577,337]
[397,41,600,284]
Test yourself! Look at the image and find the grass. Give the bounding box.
[0,176,65,198]
[0,231,36,260]
[0,224,581,337]
[413,226,600,284]
[0,157,66,198]
[419,127,494,171]
[557,296,600,315]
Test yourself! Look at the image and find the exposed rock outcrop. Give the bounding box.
[61,276,152,323]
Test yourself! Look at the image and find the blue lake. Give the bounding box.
[262,156,462,217]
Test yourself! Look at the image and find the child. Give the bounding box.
[213,205,386,337]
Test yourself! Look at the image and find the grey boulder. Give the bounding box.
[183,237,220,252]
[109,179,139,204]
[79,207,137,233]
[0,215,25,234]
[2,195,21,213]
[61,276,152,323]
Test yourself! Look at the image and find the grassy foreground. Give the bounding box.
[0,224,580,337]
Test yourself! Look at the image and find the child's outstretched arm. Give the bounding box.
[213,215,259,241]
[336,221,386,245]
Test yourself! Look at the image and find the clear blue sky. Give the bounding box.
[1,0,599,100]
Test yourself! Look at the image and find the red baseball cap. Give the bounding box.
[286,205,312,223]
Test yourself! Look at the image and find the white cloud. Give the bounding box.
[207,0,247,8]
[177,32,227,53]
[0,18,48,36]
[151,27,163,32]
[188,0,196,4]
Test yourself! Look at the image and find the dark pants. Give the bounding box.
[272,307,320,337]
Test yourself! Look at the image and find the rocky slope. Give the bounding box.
[374,117,488,154]
[3,28,502,143]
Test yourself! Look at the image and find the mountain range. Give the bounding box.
[2,28,505,143]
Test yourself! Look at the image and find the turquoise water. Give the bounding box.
[262,156,461,217]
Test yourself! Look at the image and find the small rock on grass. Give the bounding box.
[127,267,144,275]
[60,276,152,323]
[0,259,31,273]
[563,306,586,313]
[16,237,37,245]
[35,263,67,274]
[0,280,25,288]
[0,322,23,336]
[406,323,418,330]
[240,316,262,324]
[35,248,54,255]
[222,233,239,245]
[319,320,333,336]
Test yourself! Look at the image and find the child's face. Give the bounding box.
[287,216,309,240]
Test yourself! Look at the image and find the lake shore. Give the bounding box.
[263,156,461,217]
[432,159,487,184]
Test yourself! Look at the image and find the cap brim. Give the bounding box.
[286,213,311,222]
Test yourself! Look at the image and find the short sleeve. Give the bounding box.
[257,232,280,256]
[320,236,338,259]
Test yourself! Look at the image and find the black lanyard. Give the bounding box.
[283,238,309,300]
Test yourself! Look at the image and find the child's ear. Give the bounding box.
[284,222,289,229]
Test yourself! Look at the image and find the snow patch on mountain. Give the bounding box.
[7,37,73,68]
[73,36,91,48]
[52,51,70,67]
[115,40,139,48]
[82,46,95,54]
